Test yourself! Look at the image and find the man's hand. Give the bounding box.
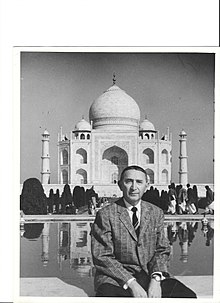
[129,280,148,297]
[148,279,162,298]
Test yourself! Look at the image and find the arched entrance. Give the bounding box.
[162,169,168,183]
[145,168,154,184]
[76,148,87,164]
[76,169,87,184]
[143,148,154,164]
[162,149,169,165]
[62,149,68,165]
[101,145,128,184]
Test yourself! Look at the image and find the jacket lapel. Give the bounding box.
[117,199,138,241]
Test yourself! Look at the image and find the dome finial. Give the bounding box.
[145,114,148,120]
[113,73,116,85]
[82,115,85,120]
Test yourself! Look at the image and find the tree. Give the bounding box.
[61,184,72,204]
[47,188,54,214]
[61,184,73,213]
[73,186,82,208]
[85,186,98,206]
[20,178,47,214]
[79,186,86,206]
[60,195,66,214]
[23,223,44,239]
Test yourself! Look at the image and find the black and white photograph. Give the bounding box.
[0,2,219,302]
[18,49,216,300]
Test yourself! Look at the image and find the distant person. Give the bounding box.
[167,222,178,245]
[206,222,214,246]
[187,222,198,246]
[192,185,199,212]
[167,184,177,214]
[205,186,214,214]
[175,184,181,204]
[97,198,104,208]
[186,184,197,214]
[177,185,187,214]
[88,198,96,215]
[91,165,196,298]
[160,190,169,212]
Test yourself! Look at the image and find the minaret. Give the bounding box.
[179,222,188,263]
[41,129,50,184]
[178,130,188,185]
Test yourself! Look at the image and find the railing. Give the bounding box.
[20,213,214,224]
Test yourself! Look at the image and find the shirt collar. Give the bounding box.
[123,198,141,212]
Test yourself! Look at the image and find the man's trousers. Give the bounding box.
[96,270,197,298]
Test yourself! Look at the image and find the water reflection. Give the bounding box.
[22,223,44,240]
[41,223,50,266]
[165,222,198,263]
[57,222,94,276]
[201,221,214,247]
[20,219,214,277]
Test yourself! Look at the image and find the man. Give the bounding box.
[91,165,196,298]
[167,184,177,214]
[177,185,187,214]
[205,185,214,214]
[186,184,197,214]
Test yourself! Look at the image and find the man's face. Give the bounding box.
[118,169,148,206]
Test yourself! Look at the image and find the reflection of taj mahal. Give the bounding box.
[57,80,172,185]
[38,221,202,276]
[57,222,94,276]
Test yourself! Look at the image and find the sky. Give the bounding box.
[20,51,215,184]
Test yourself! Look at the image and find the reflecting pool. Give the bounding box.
[20,220,214,295]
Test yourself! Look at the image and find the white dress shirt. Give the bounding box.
[123,198,141,227]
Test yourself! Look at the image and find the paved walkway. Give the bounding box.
[20,275,213,298]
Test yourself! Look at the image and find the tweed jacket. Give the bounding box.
[91,198,171,290]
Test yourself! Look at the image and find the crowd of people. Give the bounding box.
[87,183,214,216]
[88,197,110,215]
[46,182,214,216]
[142,183,214,215]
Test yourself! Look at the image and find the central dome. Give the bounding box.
[89,85,140,130]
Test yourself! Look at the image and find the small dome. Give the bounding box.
[180,130,187,136]
[43,129,49,135]
[139,118,155,131]
[89,84,140,130]
[75,118,91,131]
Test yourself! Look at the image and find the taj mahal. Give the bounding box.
[41,76,174,188]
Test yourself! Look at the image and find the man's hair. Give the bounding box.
[119,165,148,181]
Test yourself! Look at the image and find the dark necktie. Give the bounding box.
[131,206,139,236]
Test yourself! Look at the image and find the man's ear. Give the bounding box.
[144,179,149,191]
